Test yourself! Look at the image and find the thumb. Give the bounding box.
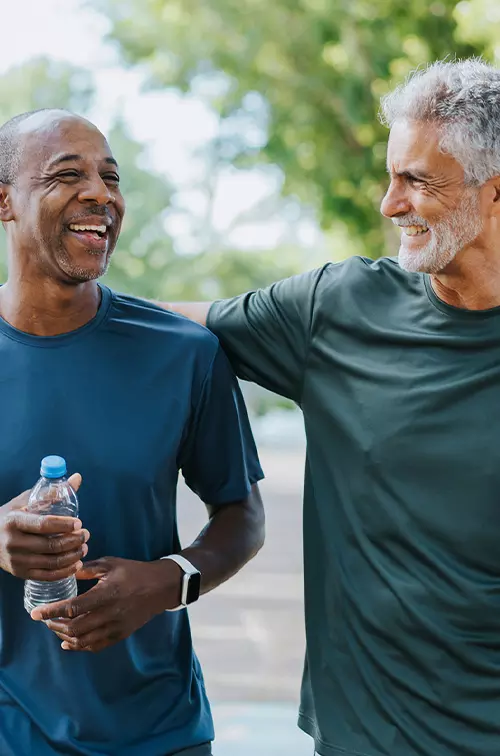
[68,472,82,493]
[75,558,110,581]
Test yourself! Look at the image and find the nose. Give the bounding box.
[78,173,115,206]
[380,179,412,219]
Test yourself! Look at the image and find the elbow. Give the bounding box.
[249,483,266,556]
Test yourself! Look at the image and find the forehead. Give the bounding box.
[18,115,114,173]
[387,119,463,179]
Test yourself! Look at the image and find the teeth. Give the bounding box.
[402,225,429,236]
[69,224,107,233]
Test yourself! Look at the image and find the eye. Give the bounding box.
[102,173,120,185]
[404,173,425,188]
[57,170,80,180]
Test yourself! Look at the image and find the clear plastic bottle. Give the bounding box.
[24,456,79,614]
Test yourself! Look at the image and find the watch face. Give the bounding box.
[186,571,201,605]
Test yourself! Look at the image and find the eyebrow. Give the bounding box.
[387,166,432,181]
[47,154,119,169]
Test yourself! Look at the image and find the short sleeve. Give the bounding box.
[207,266,329,403]
[179,346,264,506]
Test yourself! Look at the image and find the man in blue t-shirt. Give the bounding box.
[0,108,265,756]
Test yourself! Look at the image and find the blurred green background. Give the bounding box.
[3,0,498,423]
[2,0,498,300]
[3,2,500,752]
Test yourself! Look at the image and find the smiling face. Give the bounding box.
[381,120,485,274]
[1,112,125,283]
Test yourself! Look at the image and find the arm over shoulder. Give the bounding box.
[207,265,330,402]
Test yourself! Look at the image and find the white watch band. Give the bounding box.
[161,554,200,611]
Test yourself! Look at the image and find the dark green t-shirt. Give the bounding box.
[208,256,500,756]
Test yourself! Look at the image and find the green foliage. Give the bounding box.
[0,56,306,300]
[96,0,485,257]
[0,58,94,118]
[101,118,175,297]
[0,59,92,281]
[0,57,177,293]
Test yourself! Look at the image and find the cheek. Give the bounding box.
[411,191,447,221]
[113,205,125,238]
[116,198,126,223]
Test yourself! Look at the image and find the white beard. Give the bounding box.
[396,190,483,274]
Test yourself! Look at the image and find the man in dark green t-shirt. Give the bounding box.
[157,59,500,755]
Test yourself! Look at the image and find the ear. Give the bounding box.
[485,176,500,204]
[479,177,500,221]
[0,183,14,222]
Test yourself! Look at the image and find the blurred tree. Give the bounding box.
[96,0,481,257]
[0,57,177,294]
[0,58,90,281]
[0,57,94,117]
[0,56,305,298]
[453,0,500,59]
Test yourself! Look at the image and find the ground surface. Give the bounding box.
[177,448,312,754]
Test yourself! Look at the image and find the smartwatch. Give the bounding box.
[161,554,201,611]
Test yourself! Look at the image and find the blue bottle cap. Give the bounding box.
[40,455,67,479]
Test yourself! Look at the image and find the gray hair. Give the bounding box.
[380,58,500,185]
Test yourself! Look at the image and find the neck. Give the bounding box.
[431,247,500,310]
[0,272,101,336]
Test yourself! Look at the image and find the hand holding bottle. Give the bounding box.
[0,472,88,582]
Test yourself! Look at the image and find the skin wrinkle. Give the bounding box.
[383,120,483,274]
[0,109,265,660]
[380,119,500,309]
[0,110,125,336]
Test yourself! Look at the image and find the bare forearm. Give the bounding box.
[153,301,212,327]
[180,484,265,595]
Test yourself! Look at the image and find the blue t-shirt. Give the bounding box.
[0,286,263,756]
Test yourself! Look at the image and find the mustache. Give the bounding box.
[66,208,114,225]
[392,215,429,227]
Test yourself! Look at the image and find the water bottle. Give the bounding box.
[24,456,79,614]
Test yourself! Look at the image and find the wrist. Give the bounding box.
[149,558,183,613]
[161,553,202,609]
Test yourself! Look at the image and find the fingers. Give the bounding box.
[74,559,110,580]
[7,528,89,556]
[3,526,89,579]
[7,511,82,536]
[61,626,121,653]
[21,543,88,573]
[26,559,84,582]
[47,614,122,653]
[45,607,109,640]
[31,580,108,621]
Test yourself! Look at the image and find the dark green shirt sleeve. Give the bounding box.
[206,265,329,402]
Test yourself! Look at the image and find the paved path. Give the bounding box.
[210,703,312,755]
[177,448,311,753]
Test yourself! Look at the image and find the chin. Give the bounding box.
[398,245,457,275]
[57,251,111,283]
[69,268,106,283]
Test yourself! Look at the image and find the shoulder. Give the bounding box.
[316,255,419,302]
[263,257,412,309]
[105,288,220,364]
[310,256,423,335]
[319,255,404,286]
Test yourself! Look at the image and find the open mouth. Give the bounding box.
[68,223,108,239]
[66,222,111,253]
[400,224,429,237]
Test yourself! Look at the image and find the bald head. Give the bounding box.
[0,108,124,284]
[0,108,96,185]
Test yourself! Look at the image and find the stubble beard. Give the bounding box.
[397,190,483,275]
[56,241,111,283]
